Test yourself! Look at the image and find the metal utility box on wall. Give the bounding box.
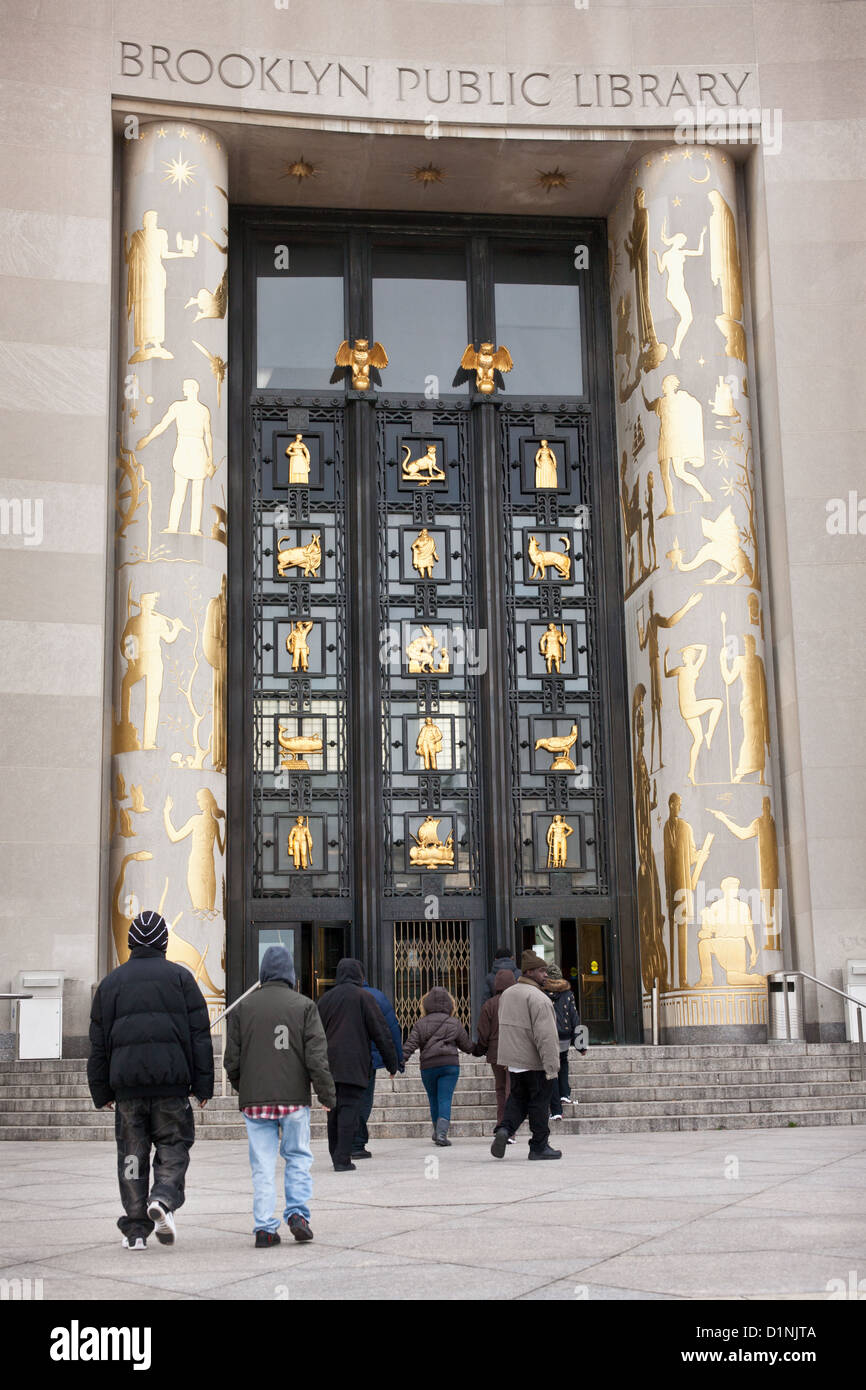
[844,961,866,1043]
[13,971,65,1059]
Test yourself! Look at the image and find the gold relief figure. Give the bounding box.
[538,623,569,674]
[130,785,149,813]
[334,338,388,391]
[211,500,227,546]
[287,815,314,869]
[402,443,445,487]
[406,625,450,674]
[719,628,770,784]
[747,592,764,639]
[124,210,197,363]
[184,267,227,321]
[528,535,571,581]
[615,294,635,376]
[624,188,667,372]
[286,620,314,672]
[709,799,780,950]
[666,506,753,585]
[653,219,706,360]
[278,725,323,770]
[645,472,658,572]
[642,376,712,516]
[637,589,702,773]
[710,376,741,427]
[456,342,514,395]
[663,644,724,785]
[632,684,669,993]
[535,723,579,772]
[708,190,748,363]
[416,717,444,770]
[116,590,186,751]
[409,816,455,868]
[663,794,714,989]
[203,576,227,773]
[534,439,559,489]
[192,340,227,408]
[620,453,645,593]
[285,434,311,485]
[411,528,440,579]
[137,380,214,536]
[163,789,226,913]
[694,876,763,987]
[546,814,574,868]
[277,533,321,579]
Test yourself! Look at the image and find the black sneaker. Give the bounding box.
[288,1214,314,1242]
[490,1127,509,1159]
[528,1145,562,1160]
[255,1229,281,1248]
[350,1148,372,1159]
[333,1162,356,1172]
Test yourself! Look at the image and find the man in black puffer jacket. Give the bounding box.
[87,910,214,1249]
[317,958,398,1171]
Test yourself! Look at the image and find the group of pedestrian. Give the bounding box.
[88,914,585,1251]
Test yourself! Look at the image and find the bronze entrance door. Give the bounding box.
[228,213,641,1041]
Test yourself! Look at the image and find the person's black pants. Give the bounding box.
[327,1082,367,1167]
[352,1070,377,1152]
[550,1051,571,1116]
[500,1071,553,1154]
[114,1096,195,1239]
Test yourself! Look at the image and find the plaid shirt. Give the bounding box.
[242,1104,304,1119]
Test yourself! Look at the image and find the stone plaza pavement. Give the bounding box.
[1,1125,865,1301]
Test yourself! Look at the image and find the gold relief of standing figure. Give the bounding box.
[632,684,669,993]
[642,376,712,517]
[285,434,311,485]
[663,643,723,786]
[415,717,444,770]
[719,625,770,784]
[116,590,186,752]
[124,210,197,363]
[163,789,226,913]
[534,439,559,489]
[546,815,574,868]
[286,620,314,672]
[708,799,780,950]
[624,188,667,372]
[653,219,706,360]
[411,528,440,579]
[137,380,214,536]
[637,588,702,774]
[539,623,568,674]
[708,189,748,364]
[287,815,314,869]
[203,575,227,773]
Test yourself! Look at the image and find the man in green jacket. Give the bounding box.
[490,949,562,1161]
[224,945,335,1246]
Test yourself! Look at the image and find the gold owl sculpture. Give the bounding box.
[332,337,389,391]
[454,341,514,394]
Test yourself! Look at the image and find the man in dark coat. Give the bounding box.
[224,945,335,1246]
[87,909,214,1249]
[480,945,520,1003]
[317,958,398,1171]
[351,978,404,1161]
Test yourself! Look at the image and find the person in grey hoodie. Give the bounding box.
[402,987,473,1146]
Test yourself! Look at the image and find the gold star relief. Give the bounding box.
[157,127,167,138]
[161,155,198,190]
[662,152,672,163]
[281,156,317,184]
[536,167,570,192]
[645,159,653,168]
[411,162,445,186]
[215,141,221,150]
[721,155,728,164]
[199,132,208,143]
[698,355,706,366]
[177,126,189,139]
[672,196,682,206]
[682,149,692,160]
[703,150,712,161]
[634,166,639,176]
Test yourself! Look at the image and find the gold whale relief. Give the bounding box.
[278,725,324,770]
[124,210,197,364]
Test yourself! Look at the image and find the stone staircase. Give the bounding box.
[2,1044,866,1139]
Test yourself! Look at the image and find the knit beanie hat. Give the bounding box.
[128,910,169,953]
[520,949,548,972]
[546,963,563,980]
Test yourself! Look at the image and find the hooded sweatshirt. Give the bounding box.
[317,958,399,1086]
[473,968,515,1065]
[401,987,474,1070]
[481,954,520,1003]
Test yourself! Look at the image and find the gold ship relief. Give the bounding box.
[409,816,454,868]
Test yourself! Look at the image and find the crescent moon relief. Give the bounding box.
[689,168,711,184]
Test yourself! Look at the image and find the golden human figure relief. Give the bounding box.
[287,815,314,869]
[124,210,197,363]
[642,377,711,516]
[203,576,227,773]
[406,625,450,674]
[708,798,780,950]
[663,794,714,989]
[528,535,571,581]
[411,528,440,579]
[402,443,445,487]
[538,623,568,674]
[277,533,321,579]
[534,439,559,489]
[137,380,215,536]
[192,340,227,408]
[415,717,444,770]
[455,342,513,394]
[184,267,227,321]
[285,434,311,485]
[663,643,723,785]
[636,588,702,773]
[747,592,764,640]
[693,876,764,988]
[710,377,741,428]
[620,453,656,596]
[114,588,187,752]
[719,618,770,784]
[666,506,753,585]
[409,816,454,867]
[163,789,226,914]
[535,723,579,772]
[333,338,388,391]
[708,190,748,364]
[546,814,574,868]
[653,219,706,360]
[286,620,314,672]
[278,724,323,770]
[623,188,667,372]
[631,683,669,993]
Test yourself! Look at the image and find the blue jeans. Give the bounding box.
[420,1065,460,1125]
[243,1109,312,1233]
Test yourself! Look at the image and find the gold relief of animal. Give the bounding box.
[334,338,388,391]
[528,535,571,581]
[277,533,321,579]
[409,816,455,868]
[534,724,579,772]
[455,342,513,394]
[278,724,324,770]
[184,268,227,322]
[666,506,753,585]
[406,625,450,674]
[402,444,445,486]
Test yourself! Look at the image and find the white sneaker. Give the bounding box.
[147,1200,176,1246]
[506,1136,516,1145]
[122,1235,147,1250]
[550,1113,563,1122]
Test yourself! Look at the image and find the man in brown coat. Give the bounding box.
[491,949,562,1160]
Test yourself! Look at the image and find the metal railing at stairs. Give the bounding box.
[768,970,866,1083]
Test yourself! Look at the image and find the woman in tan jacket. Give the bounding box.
[402,987,473,1147]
